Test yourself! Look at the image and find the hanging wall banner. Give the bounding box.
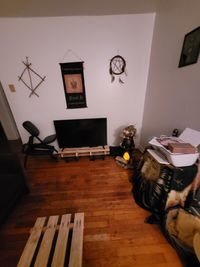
[60,62,87,109]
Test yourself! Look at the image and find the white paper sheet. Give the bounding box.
[179,128,200,147]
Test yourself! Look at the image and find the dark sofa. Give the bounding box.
[0,152,28,224]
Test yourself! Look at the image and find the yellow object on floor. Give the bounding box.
[123,152,130,161]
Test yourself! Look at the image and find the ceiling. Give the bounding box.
[0,0,158,17]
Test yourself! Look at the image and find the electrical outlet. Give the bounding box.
[8,84,16,92]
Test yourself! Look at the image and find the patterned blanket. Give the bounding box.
[131,151,200,266]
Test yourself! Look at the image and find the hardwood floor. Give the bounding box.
[0,155,183,267]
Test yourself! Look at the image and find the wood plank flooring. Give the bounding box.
[0,155,183,267]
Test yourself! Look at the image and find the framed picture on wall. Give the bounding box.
[64,73,83,94]
[60,62,87,109]
[178,26,200,67]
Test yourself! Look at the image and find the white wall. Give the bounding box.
[141,0,200,146]
[0,14,155,147]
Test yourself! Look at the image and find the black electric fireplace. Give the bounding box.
[54,118,107,149]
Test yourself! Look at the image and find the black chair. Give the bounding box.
[22,121,58,167]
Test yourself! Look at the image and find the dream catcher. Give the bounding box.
[109,55,127,83]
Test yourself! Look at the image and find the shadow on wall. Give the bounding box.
[113,125,128,146]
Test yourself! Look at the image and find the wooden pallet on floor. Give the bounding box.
[17,213,84,267]
[58,145,110,159]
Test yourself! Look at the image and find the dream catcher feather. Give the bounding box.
[109,55,127,83]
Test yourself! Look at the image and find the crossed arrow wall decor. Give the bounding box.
[18,57,46,97]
